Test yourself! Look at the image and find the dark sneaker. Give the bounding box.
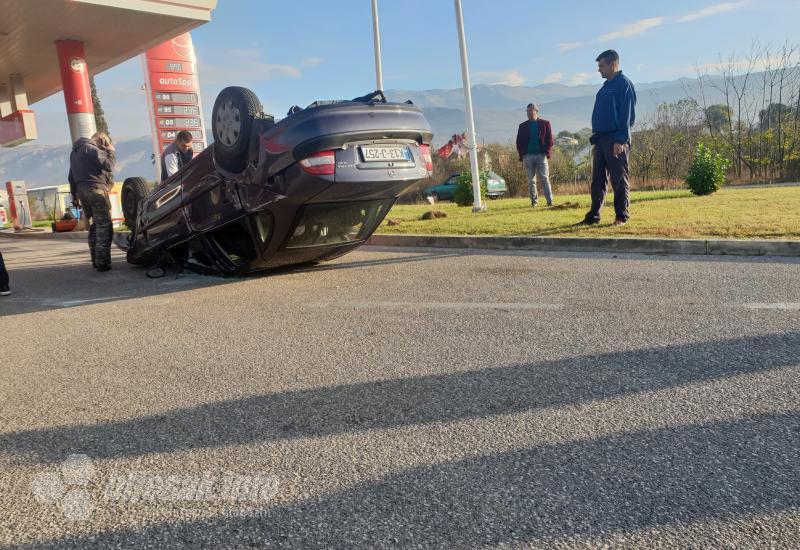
[613,218,628,226]
[531,201,539,207]
[0,285,10,296]
[96,264,112,272]
[578,211,600,224]
[547,202,554,207]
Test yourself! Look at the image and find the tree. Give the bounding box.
[704,104,732,134]
[575,127,593,148]
[90,76,110,136]
[759,103,793,131]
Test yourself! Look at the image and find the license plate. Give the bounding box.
[360,145,410,162]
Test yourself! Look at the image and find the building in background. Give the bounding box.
[0,0,217,148]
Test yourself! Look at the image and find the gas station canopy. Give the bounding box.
[0,0,217,104]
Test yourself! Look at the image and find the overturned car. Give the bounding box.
[119,87,433,275]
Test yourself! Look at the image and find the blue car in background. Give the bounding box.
[423,171,507,201]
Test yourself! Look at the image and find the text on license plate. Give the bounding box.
[360,145,410,162]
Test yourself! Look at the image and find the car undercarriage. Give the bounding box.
[118,88,433,275]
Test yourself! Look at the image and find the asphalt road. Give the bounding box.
[1,238,799,549]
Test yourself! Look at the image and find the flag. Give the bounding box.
[437,132,468,159]
[436,141,453,158]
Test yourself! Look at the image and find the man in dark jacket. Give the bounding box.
[582,49,637,226]
[516,103,554,206]
[68,134,115,271]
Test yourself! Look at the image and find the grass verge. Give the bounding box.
[378,187,800,240]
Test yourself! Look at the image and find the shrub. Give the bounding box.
[453,171,488,206]
[686,143,731,195]
[548,147,577,189]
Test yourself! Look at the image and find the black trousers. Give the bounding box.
[587,134,630,222]
[0,250,8,288]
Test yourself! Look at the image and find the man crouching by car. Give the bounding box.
[68,132,116,272]
[161,130,194,181]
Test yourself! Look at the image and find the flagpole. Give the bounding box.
[371,0,384,91]
[454,0,484,212]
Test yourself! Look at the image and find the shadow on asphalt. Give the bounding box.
[0,248,459,317]
[2,332,797,465]
[19,411,798,548]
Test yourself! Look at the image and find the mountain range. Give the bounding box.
[385,75,716,145]
[1,73,729,189]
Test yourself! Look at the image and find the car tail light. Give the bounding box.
[419,144,433,173]
[299,150,336,175]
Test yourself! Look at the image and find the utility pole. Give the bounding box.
[454,0,484,212]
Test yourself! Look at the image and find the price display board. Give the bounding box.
[142,33,208,180]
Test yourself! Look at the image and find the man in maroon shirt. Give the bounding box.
[516,103,555,207]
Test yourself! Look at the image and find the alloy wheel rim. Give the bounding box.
[216,100,241,147]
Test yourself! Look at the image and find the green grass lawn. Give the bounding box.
[378,187,800,240]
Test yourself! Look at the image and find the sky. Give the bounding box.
[28,0,800,144]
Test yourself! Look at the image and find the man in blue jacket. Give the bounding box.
[581,49,636,226]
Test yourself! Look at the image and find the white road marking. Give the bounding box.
[308,301,563,311]
[740,303,800,310]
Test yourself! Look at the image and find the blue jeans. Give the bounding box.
[523,153,553,205]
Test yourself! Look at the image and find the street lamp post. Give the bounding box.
[453,0,484,212]
[371,0,383,91]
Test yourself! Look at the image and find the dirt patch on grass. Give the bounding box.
[421,210,448,220]
[551,201,581,210]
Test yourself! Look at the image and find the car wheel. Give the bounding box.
[212,86,263,172]
[121,177,150,229]
[431,192,439,202]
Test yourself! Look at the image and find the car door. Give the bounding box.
[180,148,242,233]
[442,175,459,200]
[138,169,191,250]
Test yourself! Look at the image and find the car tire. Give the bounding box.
[431,192,439,202]
[212,86,263,172]
[121,177,150,229]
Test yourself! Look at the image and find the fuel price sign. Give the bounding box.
[142,32,208,182]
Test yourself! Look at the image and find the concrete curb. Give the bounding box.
[366,234,800,257]
[4,230,799,258]
[0,230,89,241]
